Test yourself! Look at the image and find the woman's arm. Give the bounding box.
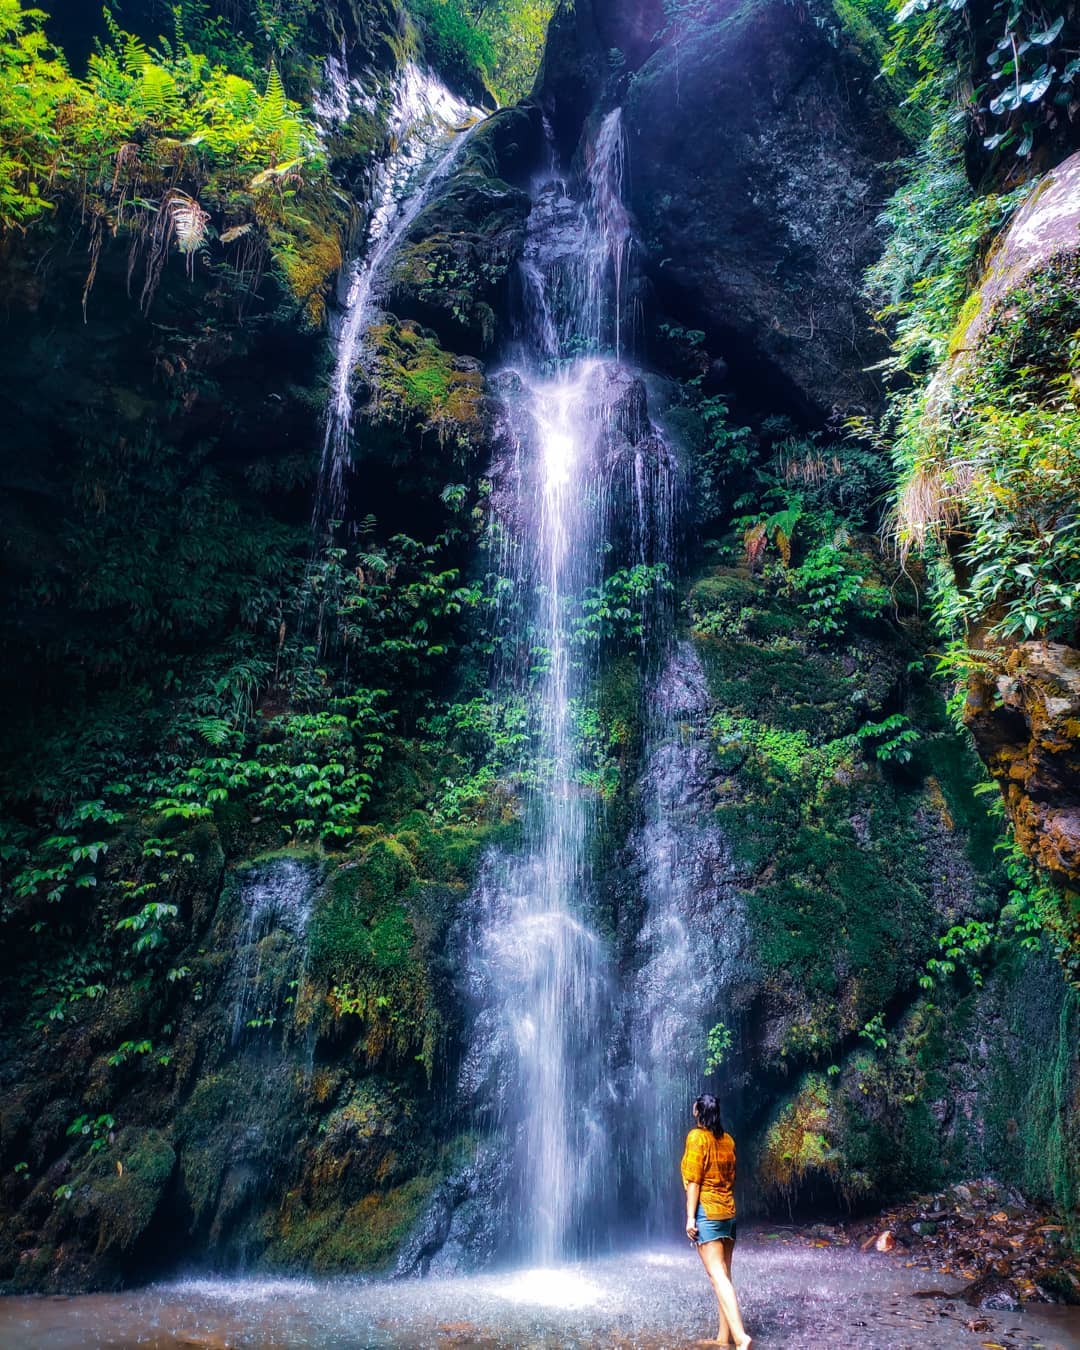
[685,1180,701,1241]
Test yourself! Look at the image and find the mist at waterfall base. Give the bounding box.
[4,1248,1079,1348]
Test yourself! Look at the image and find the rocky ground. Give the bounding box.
[782,1178,1080,1314]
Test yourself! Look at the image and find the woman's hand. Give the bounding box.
[685,1218,699,1242]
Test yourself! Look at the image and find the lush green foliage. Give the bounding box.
[886,0,1080,163]
[0,0,339,319]
[704,1021,733,1075]
[861,0,1080,977]
[409,0,556,103]
[865,115,1027,378]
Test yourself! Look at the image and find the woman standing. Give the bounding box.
[681,1093,752,1348]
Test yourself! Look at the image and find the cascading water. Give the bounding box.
[313,65,482,526]
[618,641,753,1237]
[459,358,618,1265]
[449,108,691,1266]
[229,856,320,1043]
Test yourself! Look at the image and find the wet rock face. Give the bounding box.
[394,1145,513,1277]
[622,2,903,419]
[966,642,1080,886]
[388,109,541,356]
[538,0,903,417]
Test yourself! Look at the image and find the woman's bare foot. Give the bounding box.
[733,1337,752,1350]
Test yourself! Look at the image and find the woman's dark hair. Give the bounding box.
[694,1093,725,1136]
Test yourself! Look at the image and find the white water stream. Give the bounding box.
[314,64,483,525]
[448,108,695,1264]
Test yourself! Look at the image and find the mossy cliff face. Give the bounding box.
[0,4,532,1290]
[0,817,515,1290]
[893,152,1080,973]
[682,562,1079,1228]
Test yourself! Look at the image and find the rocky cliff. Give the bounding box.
[0,0,1077,1295]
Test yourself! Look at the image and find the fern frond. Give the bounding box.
[122,32,151,75]
[258,63,287,131]
[165,190,209,253]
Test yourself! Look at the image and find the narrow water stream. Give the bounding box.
[313,64,483,525]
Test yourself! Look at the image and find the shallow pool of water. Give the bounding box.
[3,1240,1079,1348]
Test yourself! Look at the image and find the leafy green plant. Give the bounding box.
[408,0,556,103]
[850,714,920,765]
[572,564,673,647]
[790,545,888,638]
[107,1039,154,1067]
[890,0,1079,162]
[858,1010,888,1051]
[66,1112,115,1156]
[920,919,995,989]
[0,1,335,319]
[704,1021,734,1074]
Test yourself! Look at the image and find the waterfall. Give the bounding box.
[584,110,632,359]
[619,642,752,1237]
[229,856,320,1043]
[450,107,692,1266]
[313,65,483,527]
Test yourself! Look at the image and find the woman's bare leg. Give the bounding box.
[698,1239,750,1349]
[696,1243,731,1344]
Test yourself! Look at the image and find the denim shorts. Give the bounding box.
[696,1205,737,1244]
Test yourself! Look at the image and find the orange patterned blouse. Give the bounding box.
[681,1127,736,1220]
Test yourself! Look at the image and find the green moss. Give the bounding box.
[980,949,1080,1236]
[696,624,896,739]
[688,568,759,615]
[273,1172,436,1271]
[175,1071,243,1221]
[947,287,983,355]
[307,840,417,980]
[401,818,518,886]
[264,1080,455,1272]
[758,1073,838,1201]
[70,1126,175,1253]
[690,554,1007,1078]
[723,782,932,1012]
[366,319,483,448]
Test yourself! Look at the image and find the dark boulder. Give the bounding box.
[537,0,905,419]
[624,2,904,419]
[388,108,542,356]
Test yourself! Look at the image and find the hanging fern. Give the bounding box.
[165,189,210,255]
